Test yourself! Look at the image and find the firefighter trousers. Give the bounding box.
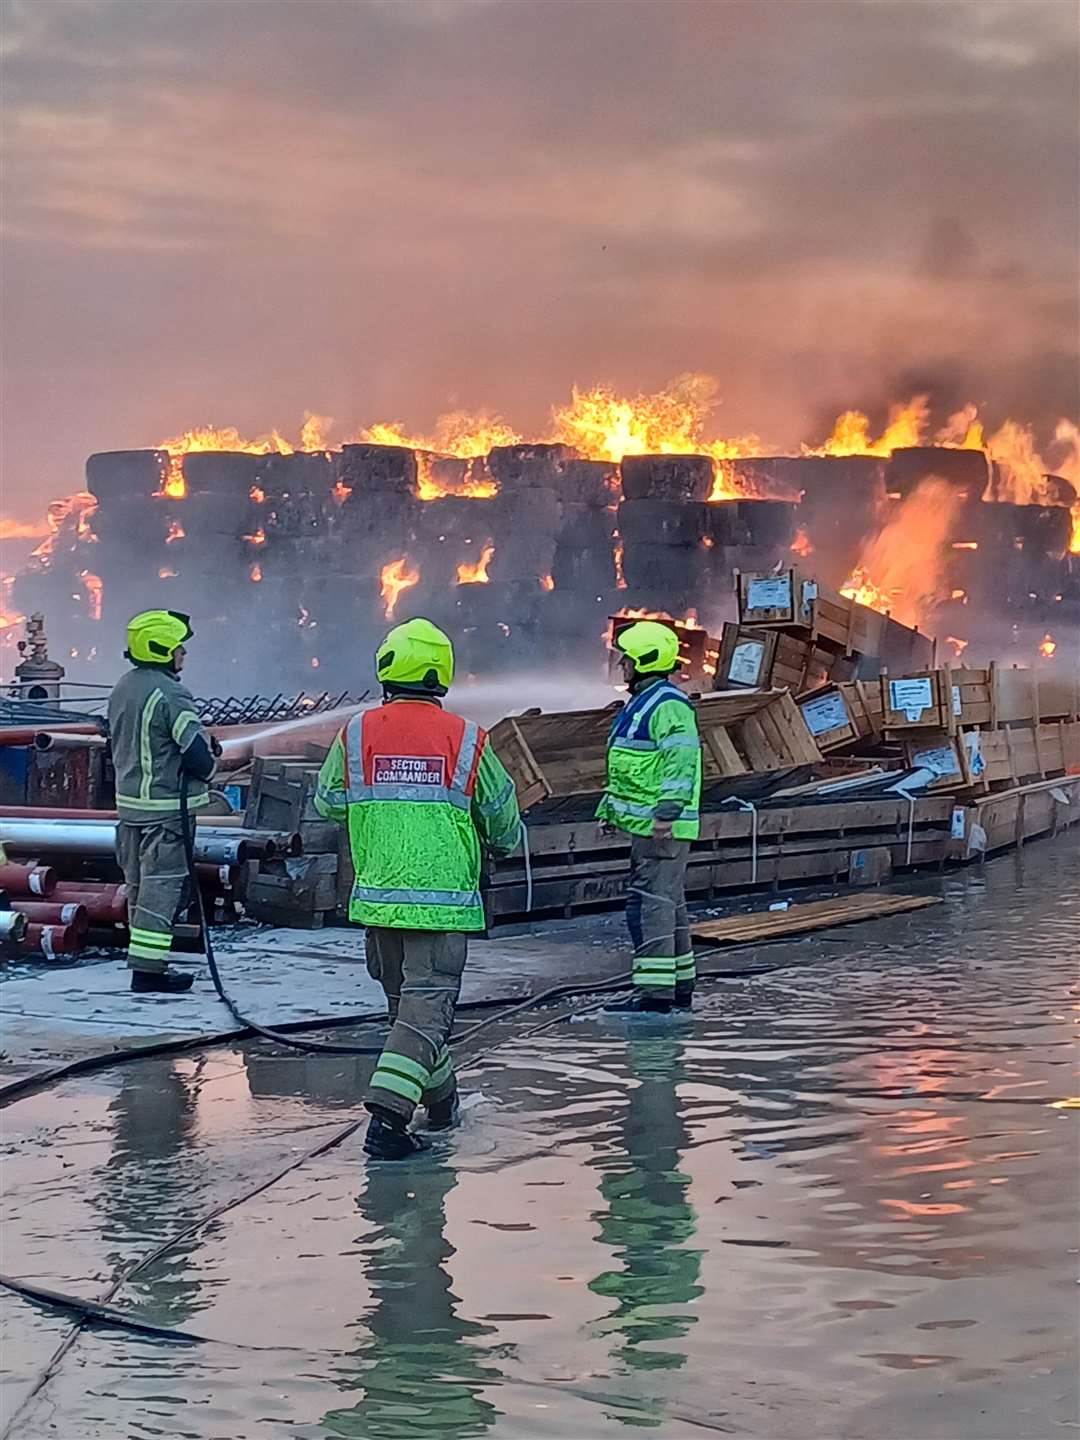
[363,927,467,1123]
[116,820,191,973]
[626,834,695,998]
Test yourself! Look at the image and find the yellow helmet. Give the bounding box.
[615,619,681,676]
[126,610,193,665]
[375,617,455,693]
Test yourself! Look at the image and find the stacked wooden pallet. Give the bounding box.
[488,688,822,811]
[488,792,957,919]
[735,566,935,673]
[242,756,343,928]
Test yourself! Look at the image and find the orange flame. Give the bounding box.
[935,404,985,450]
[380,557,420,618]
[945,635,969,657]
[29,492,97,561]
[331,480,352,504]
[983,419,1055,505]
[79,571,103,620]
[415,453,498,501]
[0,518,51,541]
[165,521,185,544]
[952,541,979,550]
[809,396,930,458]
[361,411,520,461]
[614,605,701,631]
[1038,633,1056,659]
[613,536,627,589]
[249,562,263,583]
[840,478,963,628]
[250,485,266,504]
[550,374,761,467]
[540,574,555,591]
[456,542,495,585]
[158,566,178,579]
[790,527,813,558]
[244,528,266,546]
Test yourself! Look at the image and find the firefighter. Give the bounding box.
[315,617,521,1160]
[598,620,701,1013]
[108,610,217,994]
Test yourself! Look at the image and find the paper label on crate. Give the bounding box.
[746,576,792,612]
[372,755,446,786]
[962,730,985,778]
[728,640,765,686]
[911,744,961,777]
[951,684,962,717]
[950,807,966,839]
[799,580,818,618]
[967,822,988,854]
[889,677,934,722]
[1050,787,1071,805]
[800,690,850,736]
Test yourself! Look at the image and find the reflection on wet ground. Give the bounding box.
[2,845,1078,1438]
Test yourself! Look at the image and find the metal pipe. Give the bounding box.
[50,884,127,924]
[11,901,89,934]
[193,836,249,866]
[0,806,117,820]
[0,862,57,897]
[0,818,270,867]
[22,922,81,958]
[0,724,101,747]
[0,819,117,857]
[33,732,107,751]
[0,911,28,942]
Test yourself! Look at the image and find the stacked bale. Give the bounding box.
[83,451,174,630]
[452,445,570,672]
[618,456,713,615]
[886,447,989,501]
[312,445,423,666]
[552,459,619,594]
[726,455,887,589]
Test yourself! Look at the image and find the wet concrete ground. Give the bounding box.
[2,840,1078,1438]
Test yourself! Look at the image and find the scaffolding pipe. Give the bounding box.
[0,818,259,866]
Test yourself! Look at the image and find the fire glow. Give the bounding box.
[456,543,494,585]
[380,557,420,618]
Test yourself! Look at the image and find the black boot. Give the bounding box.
[363,1108,430,1160]
[604,991,673,1015]
[673,984,695,1010]
[131,968,194,994]
[426,1093,460,1132]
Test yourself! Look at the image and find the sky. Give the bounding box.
[1,0,1077,523]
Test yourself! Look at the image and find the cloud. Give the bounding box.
[0,0,1075,519]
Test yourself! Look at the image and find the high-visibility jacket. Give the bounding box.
[596,678,701,840]
[314,699,521,931]
[108,666,212,824]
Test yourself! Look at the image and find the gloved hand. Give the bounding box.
[209,735,223,758]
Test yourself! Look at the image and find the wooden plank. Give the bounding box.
[690,892,941,945]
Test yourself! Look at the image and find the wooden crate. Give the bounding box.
[736,567,934,670]
[715,623,852,693]
[902,732,978,791]
[798,680,883,753]
[488,689,822,809]
[880,669,953,731]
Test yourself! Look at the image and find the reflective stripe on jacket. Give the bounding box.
[595,678,702,840]
[314,700,521,930]
[108,667,211,824]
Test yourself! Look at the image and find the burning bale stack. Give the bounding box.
[9,414,1077,693]
[618,455,714,614]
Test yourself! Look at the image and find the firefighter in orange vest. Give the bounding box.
[316,618,521,1159]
